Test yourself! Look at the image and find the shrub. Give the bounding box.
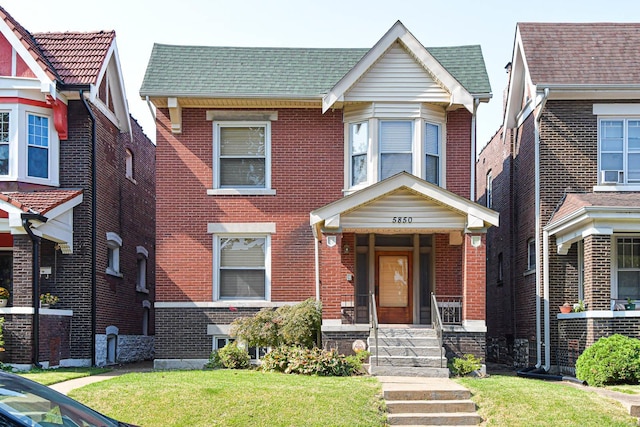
[449,354,482,376]
[205,342,250,370]
[576,334,640,386]
[231,298,321,349]
[261,346,358,376]
[345,350,370,375]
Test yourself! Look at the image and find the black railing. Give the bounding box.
[370,292,379,366]
[436,295,463,324]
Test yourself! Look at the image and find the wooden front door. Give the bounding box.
[376,251,412,324]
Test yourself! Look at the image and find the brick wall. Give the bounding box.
[443,332,485,362]
[434,234,462,296]
[446,108,472,198]
[319,233,355,321]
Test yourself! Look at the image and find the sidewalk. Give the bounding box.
[49,361,154,395]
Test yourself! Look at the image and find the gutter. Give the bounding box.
[534,88,550,369]
[80,90,98,367]
[22,212,48,368]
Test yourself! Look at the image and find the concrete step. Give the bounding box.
[369,365,450,377]
[369,345,443,358]
[386,399,477,414]
[387,412,482,426]
[369,337,441,347]
[371,355,444,367]
[377,327,438,338]
[382,386,470,402]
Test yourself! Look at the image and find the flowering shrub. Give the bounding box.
[261,346,358,376]
[40,293,59,305]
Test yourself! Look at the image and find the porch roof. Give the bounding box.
[309,172,498,239]
[545,192,640,254]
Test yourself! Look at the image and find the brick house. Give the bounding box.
[477,23,640,373]
[142,21,498,370]
[0,7,155,368]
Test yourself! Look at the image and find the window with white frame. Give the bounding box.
[0,112,9,175]
[425,122,440,185]
[380,121,413,180]
[616,237,640,300]
[214,122,270,189]
[213,336,267,361]
[125,149,134,181]
[599,119,640,185]
[136,246,149,293]
[106,232,122,277]
[216,236,268,300]
[27,114,49,179]
[527,238,536,271]
[486,170,493,208]
[350,122,368,186]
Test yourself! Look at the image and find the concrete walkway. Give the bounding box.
[49,361,154,395]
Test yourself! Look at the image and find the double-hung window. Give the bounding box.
[350,122,368,186]
[217,236,268,300]
[214,122,269,189]
[425,122,440,185]
[380,121,413,180]
[0,112,8,176]
[527,238,536,271]
[599,119,640,185]
[616,237,640,300]
[27,114,49,179]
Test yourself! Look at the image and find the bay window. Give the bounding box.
[599,119,640,185]
[0,112,9,175]
[380,121,413,180]
[350,122,368,186]
[27,114,49,179]
[425,122,440,185]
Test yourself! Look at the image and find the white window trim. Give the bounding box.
[212,335,268,362]
[610,234,640,303]
[211,224,273,302]
[125,148,136,184]
[211,121,272,195]
[527,238,536,272]
[106,232,122,277]
[486,171,493,208]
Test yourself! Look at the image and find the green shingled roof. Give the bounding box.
[140,44,490,98]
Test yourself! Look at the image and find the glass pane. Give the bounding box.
[376,235,412,247]
[380,121,412,152]
[220,127,265,156]
[426,154,439,184]
[628,153,640,182]
[381,153,411,179]
[0,112,8,142]
[220,269,265,298]
[220,158,265,187]
[425,123,439,155]
[28,115,48,147]
[28,146,48,178]
[601,120,623,151]
[352,154,367,185]
[618,271,640,300]
[379,255,409,307]
[220,238,265,267]
[601,153,623,170]
[350,122,368,154]
[0,144,8,175]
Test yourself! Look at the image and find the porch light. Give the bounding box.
[471,235,482,248]
[326,235,337,247]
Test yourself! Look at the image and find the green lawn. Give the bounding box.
[18,367,110,386]
[68,370,385,427]
[456,375,638,426]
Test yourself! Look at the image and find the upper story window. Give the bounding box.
[486,170,493,208]
[380,121,413,180]
[599,119,640,185]
[350,122,368,186]
[213,122,270,191]
[527,238,536,271]
[27,114,49,179]
[106,232,122,277]
[0,112,9,175]
[125,149,135,181]
[615,236,640,301]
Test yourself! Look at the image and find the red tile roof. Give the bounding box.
[550,192,640,224]
[0,6,114,86]
[0,190,82,215]
[518,23,640,85]
[34,31,115,85]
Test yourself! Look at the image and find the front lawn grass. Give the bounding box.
[457,375,637,426]
[18,367,111,386]
[69,370,385,427]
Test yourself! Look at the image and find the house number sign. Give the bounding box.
[392,216,413,223]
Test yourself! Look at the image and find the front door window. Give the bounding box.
[376,251,412,324]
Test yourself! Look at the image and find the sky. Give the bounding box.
[3,0,639,148]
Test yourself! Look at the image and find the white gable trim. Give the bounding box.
[310,172,498,238]
[322,21,474,113]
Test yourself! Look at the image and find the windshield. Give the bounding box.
[0,373,119,427]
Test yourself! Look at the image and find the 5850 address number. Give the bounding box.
[392,216,413,223]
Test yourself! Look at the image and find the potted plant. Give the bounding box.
[40,293,59,308]
[573,300,586,312]
[559,302,572,314]
[0,288,8,307]
[625,298,636,311]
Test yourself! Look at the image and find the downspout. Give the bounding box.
[534,88,549,369]
[80,90,97,366]
[145,96,156,121]
[22,212,47,368]
[314,237,320,301]
[470,98,480,200]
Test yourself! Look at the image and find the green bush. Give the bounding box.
[230,298,321,349]
[345,350,371,375]
[576,334,640,386]
[261,346,359,376]
[449,354,482,376]
[205,342,250,370]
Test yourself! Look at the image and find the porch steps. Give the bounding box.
[368,327,449,377]
[380,376,481,426]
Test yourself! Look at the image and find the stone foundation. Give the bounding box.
[95,334,154,366]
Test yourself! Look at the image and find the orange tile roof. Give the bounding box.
[519,23,640,85]
[0,189,82,215]
[0,6,114,86]
[550,192,640,224]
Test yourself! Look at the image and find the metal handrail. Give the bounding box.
[370,292,379,366]
[431,292,445,368]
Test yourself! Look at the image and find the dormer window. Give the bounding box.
[27,114,49,179]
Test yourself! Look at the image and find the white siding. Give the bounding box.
[344,42,450,104]
[341,189,466,230]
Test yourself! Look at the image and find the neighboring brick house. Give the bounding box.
[0,7,155,368]
[141,21,498,369]
[478,23,640,373]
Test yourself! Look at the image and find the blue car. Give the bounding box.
[0,371,137,426]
